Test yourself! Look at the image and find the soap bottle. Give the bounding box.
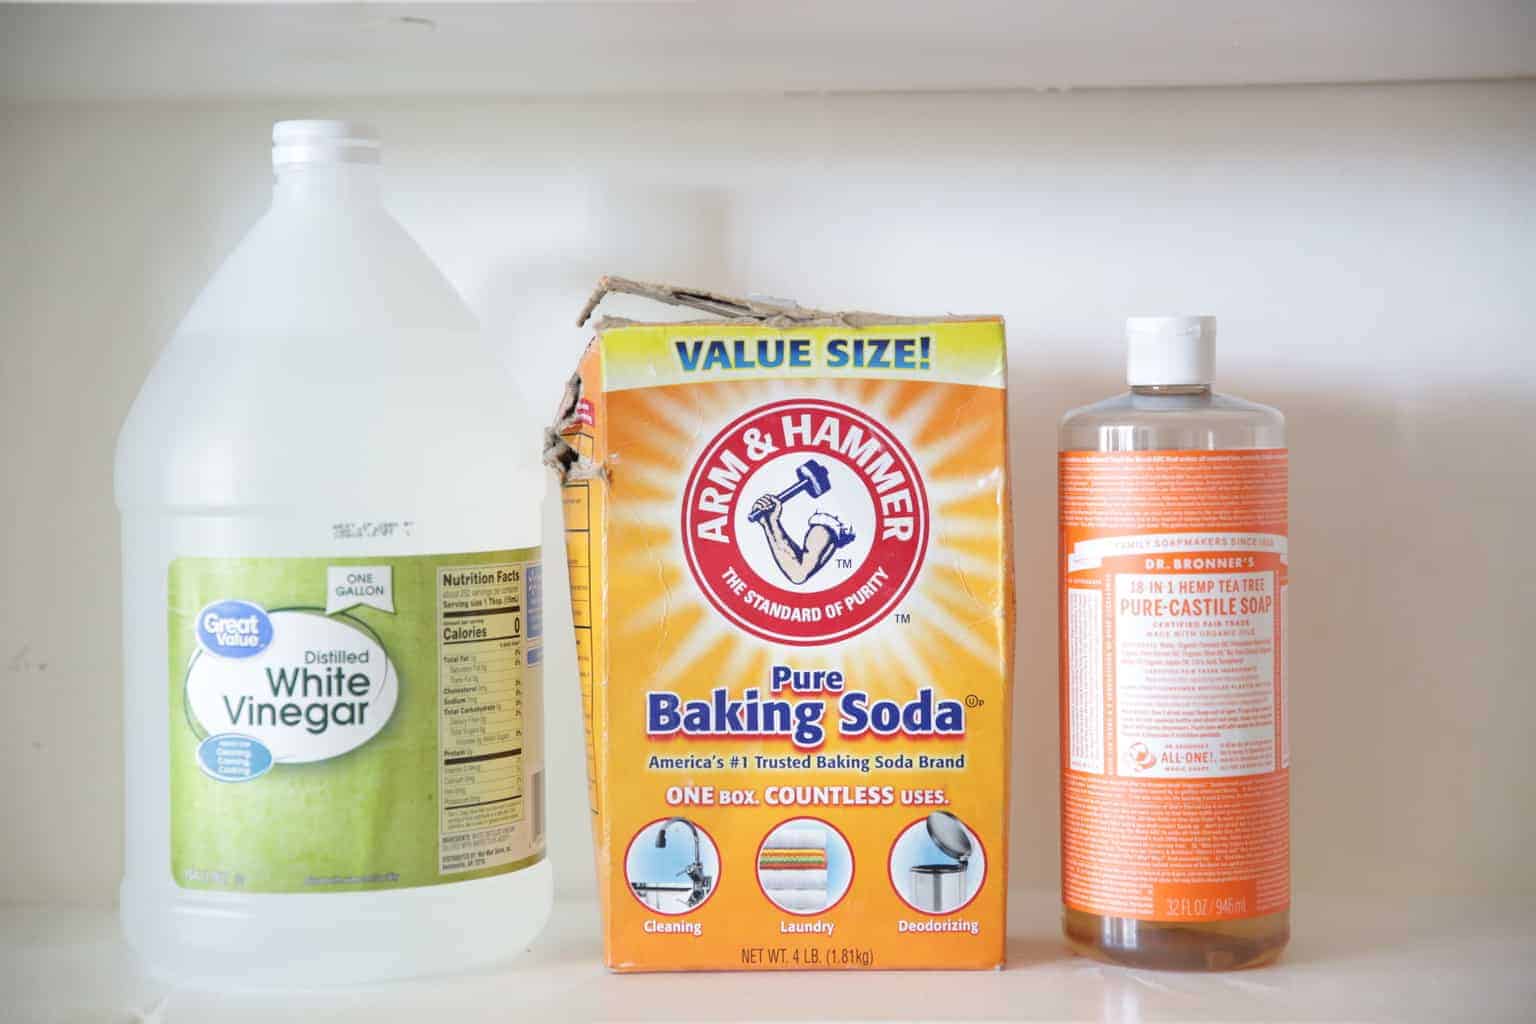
[1058,316,1289,969]
[115,121,550,985]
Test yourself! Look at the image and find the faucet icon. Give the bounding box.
[656,817,712,908]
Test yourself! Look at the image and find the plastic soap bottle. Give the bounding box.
[115,121,550,985]
[1057,317,1289,969]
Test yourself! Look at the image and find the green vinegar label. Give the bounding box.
[168,550,545,892]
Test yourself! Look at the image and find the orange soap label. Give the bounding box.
[1058,449,1288,922]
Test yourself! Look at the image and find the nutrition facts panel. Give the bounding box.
[436,563,529,875]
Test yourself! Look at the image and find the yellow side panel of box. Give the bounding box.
[560,341,613,942]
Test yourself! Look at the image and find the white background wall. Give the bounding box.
[2,81,1532,919]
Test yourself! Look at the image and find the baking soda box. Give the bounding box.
[549,278,1013,971]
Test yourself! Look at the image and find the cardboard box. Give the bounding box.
[548,278,1013,971]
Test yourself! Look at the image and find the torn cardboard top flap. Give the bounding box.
[576,275,988,330]
[576,275,831,328]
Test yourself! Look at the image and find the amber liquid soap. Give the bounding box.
[1058,316,1289,970]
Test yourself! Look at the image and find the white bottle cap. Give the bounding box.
[1125,315,1216,386]
[272,120,381,168]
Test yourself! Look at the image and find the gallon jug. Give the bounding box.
[115,121,550,985]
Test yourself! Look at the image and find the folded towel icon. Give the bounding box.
[758,830,832,911]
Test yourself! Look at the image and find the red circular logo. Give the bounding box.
[681,398,928,645]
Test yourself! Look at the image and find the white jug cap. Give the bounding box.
[272,120,381,168]
[1125,315,1216,386]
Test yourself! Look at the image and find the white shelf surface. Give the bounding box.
[2,0,1534,103]
[6,891,1531,1022]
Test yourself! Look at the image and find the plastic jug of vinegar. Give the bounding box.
[115,121,550,985]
